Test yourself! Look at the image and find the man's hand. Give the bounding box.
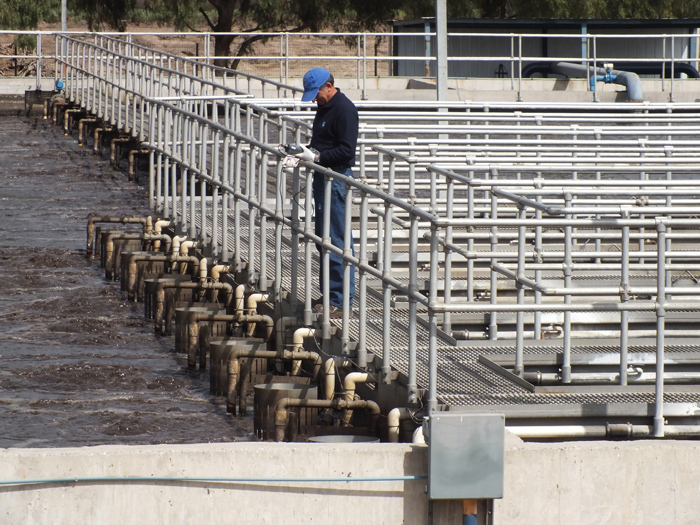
[283,156,301,169]
[294,145,316,162]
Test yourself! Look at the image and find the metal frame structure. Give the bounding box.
[54,33,700,438]
[3,27,700,100]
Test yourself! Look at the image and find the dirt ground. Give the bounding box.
[0,21,393,81]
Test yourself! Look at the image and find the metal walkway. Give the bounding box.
[55,33,700,439]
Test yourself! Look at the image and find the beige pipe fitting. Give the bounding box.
[208,265,230,304]
[142,233,172,254]
[199,257,208,282]
[110,137,131,165]
[210,264,230,282]
[343,372,377,425]
[412,425,425,445]
[64,108,84,135]
[77,117,97,146]
[199,280,234,307]
[128,147,149,182]
[274,316,300,354]
[179,240,197,256]
[169,236,189,272]
[290,327,315,376]
[153,277,199,334]
[186,312,237,370]
[178,240,197,274]
[234,284,250,315]
[151,275,231,333]
[246,293,268,313]
[274,316,299,374]
[197,258,208,302]
[86,214,149,258]
[154,219,170,234]
[103,231,143,280]
[152,220,171,251]
[323,357,352,401]
[93,125,113,155]
[343,372,373,403]
[171,235,188,256]
[226,347,321,416]
[274,398,380,442]
[245,293,269,337]
[126,252,167,301]
[387,407,415,443]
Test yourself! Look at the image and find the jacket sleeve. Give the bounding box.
[320,100,358,168]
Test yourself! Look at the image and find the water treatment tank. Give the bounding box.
[254,383,318,441]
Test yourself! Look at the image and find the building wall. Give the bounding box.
[394,26,695,79]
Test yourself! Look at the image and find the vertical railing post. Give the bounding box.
[443,172,453,335]
[562,194,573,383]
[489,188,499,340]
[341,183,353,353]
[515,205,526,378]
[408,209,419,405]
[620,210,630,386]
[427,221,439,414]
[381,158,396,385]
[654,218,667,438]
[357,187,369,369]
[36,33,42,89]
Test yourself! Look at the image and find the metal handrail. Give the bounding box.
[54,35,700,438]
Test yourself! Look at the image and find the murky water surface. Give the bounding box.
[0,116,254,448]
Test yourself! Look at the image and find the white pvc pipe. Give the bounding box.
[154,219,170,234]
[412,425,425,445]
[323,357,351,400]
[234,284,249,315]
[198,257,208,283]
[247,293,269,313]
[387,407,414,443]
[343,372,372,403]
[170,235,188,271]
[291,327,316,376]
[342,372,376,425]
[210,264,229,281]
[245,293,269,337]
[152,219,170,251]
[509,425,608,439]
[179,240,196,256]
[171,235,188,255]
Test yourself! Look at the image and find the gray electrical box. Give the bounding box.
[428,412,505,500]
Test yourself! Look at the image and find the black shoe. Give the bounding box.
[314,303,352,319]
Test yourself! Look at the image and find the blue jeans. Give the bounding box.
[313,169,355,308]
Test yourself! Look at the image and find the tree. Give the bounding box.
[0,0,57,29]
[164,0,415,69]
[0,0,59,49]
[72,0,134,32]
[67,0,700,68]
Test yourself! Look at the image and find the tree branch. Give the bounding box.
[199,7,216,31]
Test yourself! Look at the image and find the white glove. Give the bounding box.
[294,145,316,162]
[283,156,301,169]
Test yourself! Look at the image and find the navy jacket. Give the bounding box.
[309,89,358,169]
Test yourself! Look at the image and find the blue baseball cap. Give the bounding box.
[301,68,331,102]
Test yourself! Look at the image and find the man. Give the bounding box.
[293,68,358,319]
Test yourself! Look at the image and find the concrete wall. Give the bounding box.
[3,436,700,524]
[0,442,458,525]
[498,436,700,525]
